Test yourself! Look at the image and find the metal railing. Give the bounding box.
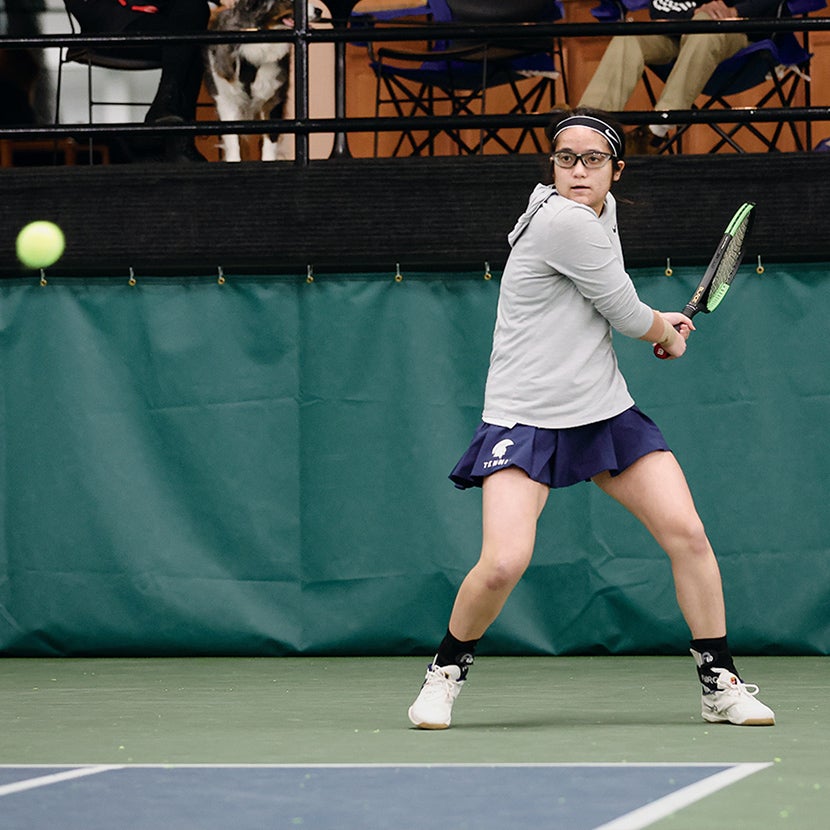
[1,10,830,163]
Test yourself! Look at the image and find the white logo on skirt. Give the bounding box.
[483,439,514,469]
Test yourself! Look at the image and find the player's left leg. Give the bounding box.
[593,451,774,726]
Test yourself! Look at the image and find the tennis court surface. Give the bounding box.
[0,762,770,830]
[3,656,828,829]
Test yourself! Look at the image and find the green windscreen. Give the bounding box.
[1,266,827,657]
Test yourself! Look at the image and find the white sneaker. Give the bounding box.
[701,667,775,726]
[407,663,464,729]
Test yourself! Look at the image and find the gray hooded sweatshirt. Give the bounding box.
[482,184,655,429]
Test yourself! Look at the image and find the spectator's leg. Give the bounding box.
[126,0,210,161]
[578,33,679,111]
[126,0,210,123]
[654,12,748,113]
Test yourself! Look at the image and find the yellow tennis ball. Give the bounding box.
[16,221,66,269]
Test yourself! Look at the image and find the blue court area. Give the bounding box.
[0,763,769,830]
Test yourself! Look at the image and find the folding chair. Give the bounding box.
[644,31,817,152]
[54,7,162,162]
[597,0,827,153]
[589,0,649,22]
[366,0,567,156]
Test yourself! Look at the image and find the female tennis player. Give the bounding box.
[408,108,774,730]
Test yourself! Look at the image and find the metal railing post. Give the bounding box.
[294,0,310,165]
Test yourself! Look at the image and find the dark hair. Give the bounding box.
[545,106,626,160]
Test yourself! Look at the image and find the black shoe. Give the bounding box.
[144,114,206,163]
[164,136,208,163]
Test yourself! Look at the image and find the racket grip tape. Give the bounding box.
[653,306,698,359]
[653,324,681,360]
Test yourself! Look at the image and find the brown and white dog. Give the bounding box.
[204,0,321,162]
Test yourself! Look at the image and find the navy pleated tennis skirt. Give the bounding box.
[449,405,670,490]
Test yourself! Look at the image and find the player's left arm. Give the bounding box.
[639,310,694,357]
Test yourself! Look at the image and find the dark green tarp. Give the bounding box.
[1,265,827,656]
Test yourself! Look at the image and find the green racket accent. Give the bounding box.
[707,281,731,311]
[725,201,755,236]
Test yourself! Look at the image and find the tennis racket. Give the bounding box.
[654,201,756,359]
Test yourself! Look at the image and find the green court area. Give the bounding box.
[2,656,827,828]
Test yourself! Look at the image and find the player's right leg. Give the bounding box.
[408,468,549,729]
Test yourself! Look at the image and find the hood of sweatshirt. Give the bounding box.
[507,183,556,248]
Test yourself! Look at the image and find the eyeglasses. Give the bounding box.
[551,151,614,169]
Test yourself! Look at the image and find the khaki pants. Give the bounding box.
[578,12,748,113]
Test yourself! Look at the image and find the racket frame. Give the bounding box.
[683,200,755,320]
[654,201,755,359]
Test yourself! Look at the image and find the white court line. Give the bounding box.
[0,761,772,772]
[592,762,772,830]
[0,766,123,798]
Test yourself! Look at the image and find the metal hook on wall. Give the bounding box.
[756,255,765,275]
[217,266,226,285]
[394,263,403,283]
[128,267,137,287]
[484,261,492,281]
[664,258,673,277]
[306,265,314,284]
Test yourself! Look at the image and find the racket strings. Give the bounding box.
[707,216,751,311]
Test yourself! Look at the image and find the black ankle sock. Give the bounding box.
[690,636,740,692]
[434,629,478,680]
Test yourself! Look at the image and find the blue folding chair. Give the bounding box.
[589,0,649,22]
[635,0,825,152]
[365,0,567,156]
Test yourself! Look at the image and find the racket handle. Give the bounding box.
[653,324,681,360]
